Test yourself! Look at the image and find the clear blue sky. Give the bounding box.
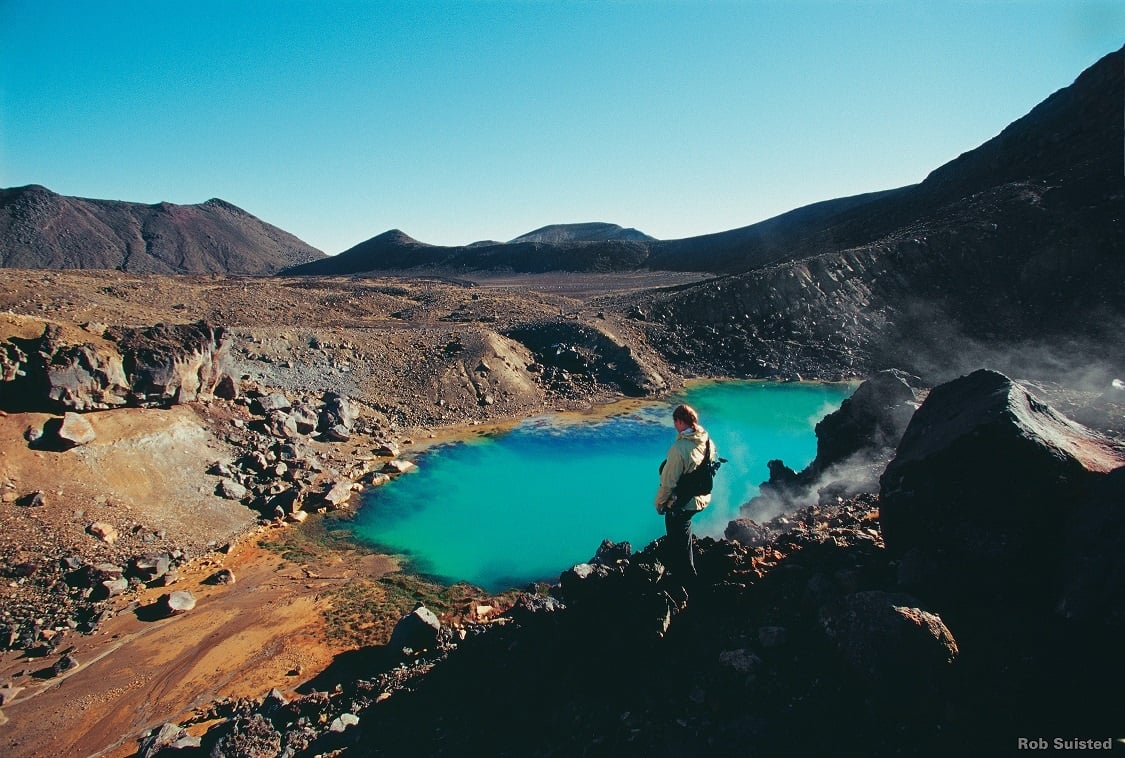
[1,2,1121,255]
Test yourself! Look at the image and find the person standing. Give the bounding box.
[654,403,715,582]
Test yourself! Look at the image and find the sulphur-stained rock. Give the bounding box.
[105,321,231,406]
[162,590,196,615]
[58,411,96,446]
[819,590,958,686]
[387,603,442,656]
[87,521,119,544]
[285,509,308,523]
[879,369,1125,593]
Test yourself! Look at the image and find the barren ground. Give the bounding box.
[0,268,700,757]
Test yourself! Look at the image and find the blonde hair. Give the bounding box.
[672,404,699,426]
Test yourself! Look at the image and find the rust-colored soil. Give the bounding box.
[1,537,396,757]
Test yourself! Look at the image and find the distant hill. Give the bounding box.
[0,186,325,275]
[509,222,656,245]
[283,226,651,276]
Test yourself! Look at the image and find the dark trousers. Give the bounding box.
[663,507,698,580]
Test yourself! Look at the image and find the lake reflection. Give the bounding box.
[351,380,853,591]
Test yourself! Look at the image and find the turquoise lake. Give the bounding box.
[351,380,854,591]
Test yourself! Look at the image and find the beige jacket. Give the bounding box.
[654,425,714,514]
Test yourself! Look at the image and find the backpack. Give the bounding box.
[668,440,725,498]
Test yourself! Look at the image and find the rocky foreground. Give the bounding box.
[133,370,1123,757]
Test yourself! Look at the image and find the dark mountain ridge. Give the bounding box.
[632,45,1125,383]
[0,185,325,275]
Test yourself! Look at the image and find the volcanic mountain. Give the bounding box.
[283,223,653,275]
[630,44,1125,384]
[0,185,325,275]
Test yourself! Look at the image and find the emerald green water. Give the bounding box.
[351,380,853,591]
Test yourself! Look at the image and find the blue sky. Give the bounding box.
[1,2,1121,255]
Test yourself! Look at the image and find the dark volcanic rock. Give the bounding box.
[879,369,1124,597]
[808,369,922,477]
[386,603,442,657]
[819,590,958,686]
[743,370,923,519]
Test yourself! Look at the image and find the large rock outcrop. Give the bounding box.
[738,369,923,521]
[0,317,232,411]
[879,369,1124,599]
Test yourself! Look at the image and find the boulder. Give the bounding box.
[289,403,319,435]
[818,590,958,686]
[139,723,202,757]
[724,518,775,548]
[382,459,417,475]
[213,374,239,400]
[809,369,921,476]
[162,590,197,615]
[128,553,172,583]
[218,478,248,501]
[320,391,356,431]
[267,410,300,440]
[57,412,96,447]
[87,522,119,544]
[374,441,401,458]
[741,370,922,518]
[253,392,292,415]
[879,369,1124,592]
[387,603,442,656]
[207,568,236,585]
[321,480,354,508]
[323,423,351,442]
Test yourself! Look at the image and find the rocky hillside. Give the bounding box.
[629,46,1125,384]
[0,185,325,275]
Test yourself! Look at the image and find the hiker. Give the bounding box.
[654,403,715,582]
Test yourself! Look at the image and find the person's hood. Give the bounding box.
[678,426,709,445]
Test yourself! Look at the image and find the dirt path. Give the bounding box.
[0,537,396,757]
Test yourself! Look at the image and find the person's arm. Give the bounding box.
[654,445,685,513]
